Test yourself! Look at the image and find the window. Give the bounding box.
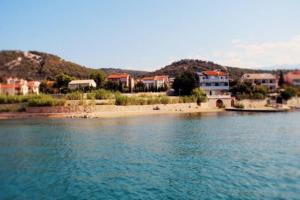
[205,83,211,86]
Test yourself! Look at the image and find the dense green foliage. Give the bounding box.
[115,95,172,106]
[27,95,65,107]
[172,71,198,96]
[230,82,269,100]
[90,72,106,88]
[281,87,298,100]
[0,95,30,104]
[66,91,83,100]
[191,88,207,105]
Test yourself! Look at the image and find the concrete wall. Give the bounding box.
[237,99,268,108]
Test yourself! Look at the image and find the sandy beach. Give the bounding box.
[0,103,224,120]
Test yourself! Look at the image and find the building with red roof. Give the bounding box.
[0,77,41,95]
[197,70,229,95]
[285,70,300,87]
[107,73,134,92]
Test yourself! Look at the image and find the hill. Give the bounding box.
[147,59,275,80]
[100,68,148,77]
[0,50,102,80]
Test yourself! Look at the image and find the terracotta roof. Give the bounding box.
[242,73,276,80]
[142,76,155,81]
[285,71,300,81]
[107,74,129,79]
[0,84,21,89]
[201,71,226,76]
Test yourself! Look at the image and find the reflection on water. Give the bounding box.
[0,112,300,199]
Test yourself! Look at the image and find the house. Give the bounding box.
[241,73,277,91]
[68,79,97,90]
[197,70,229,95]
[141,75,169,90]
[285,71,300,87]
[107,73,134,91]
[28,81,41,94]
[0,77,30,95]
[0,84,29,95]
[0,77,41,95]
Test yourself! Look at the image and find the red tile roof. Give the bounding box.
[202,71,226,76]
[0,84,20,89]
[107,73,129,79]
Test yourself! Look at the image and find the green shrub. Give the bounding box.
[281,87,298,100]
[192,88,207,105]
[160,96,171,105]
[28,95,65,107]
[87,93,96,100]
[95,89,114,100]
[251,92,265,100]
[115,95,128,105]
[0,95,30,104]
[66,91,83,100]
[233,102,245,109]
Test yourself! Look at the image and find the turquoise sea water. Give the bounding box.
[1,112,300,199]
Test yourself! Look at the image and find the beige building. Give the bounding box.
[241,73,277,91]
[141,76,169,90]
[68,79,97,90]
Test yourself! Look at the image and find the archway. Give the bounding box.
[216,99,224,108]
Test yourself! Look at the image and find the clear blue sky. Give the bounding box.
[1,0,300,70]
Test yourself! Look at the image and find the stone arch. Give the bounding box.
[216,99,224,108]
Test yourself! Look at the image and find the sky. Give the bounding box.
[1,0,300,71]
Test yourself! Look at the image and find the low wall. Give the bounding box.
[238,99,268,108]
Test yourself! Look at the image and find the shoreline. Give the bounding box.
[0,104,224,120]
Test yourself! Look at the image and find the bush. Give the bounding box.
[28,95,65,107]
[160,96,171,105]
[66,91,83,100]
[281,87,297,100]
[95,89,114,100]
[115,95,128,105]
[233,102,245,109]
[0,95,30,104]
[251,92,265,100]
[192,88,207,105]
[87,93,96,100]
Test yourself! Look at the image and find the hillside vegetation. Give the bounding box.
[0,50,102,80]
[0,50,278,81]
[148,59,275,80]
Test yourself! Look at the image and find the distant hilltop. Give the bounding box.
[0,50,288,81]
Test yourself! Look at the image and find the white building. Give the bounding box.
[241,73,277,91]
[198,70,229,95]
[68,79,97,90]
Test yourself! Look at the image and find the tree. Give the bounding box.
[90,71,106,88]
[105,80,121,91]
[135,82,145,92]
[39,81,54,94]
[192,87,207,105]
[172,70,198,96]
[278,71,285,87]
[54,73,75,88]
[281,87,297,100]
[53,73,75,94]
